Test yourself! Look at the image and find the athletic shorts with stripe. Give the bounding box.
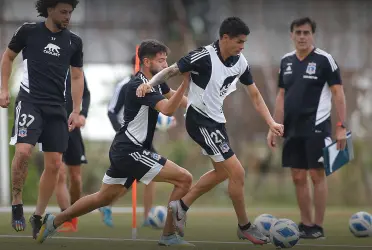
[103,140,167,189]
[185,106,234,163]
[10,101,68,152]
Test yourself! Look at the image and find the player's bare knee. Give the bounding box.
[309,169,325,185]
[45,155,63,173]
[70,171,82,185]
[98,187,123,206]
[179,170,193,190]
[14,145,32,163]
[96,190,114,206]
[291,170,307,186]
[96,192,113,207]
[57,170,67,184]
[229,167,245,186]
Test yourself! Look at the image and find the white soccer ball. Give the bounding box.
[147,206,168,229]
[156,113,175,131]
[349,211,372,237]
[269,219,300,249]
[253,214,278,237]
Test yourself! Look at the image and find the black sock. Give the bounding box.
[12,204,23,212]
[238,222,251,231]
[179,199,189,212]
[33,214,42,221]
[12,204,24,218]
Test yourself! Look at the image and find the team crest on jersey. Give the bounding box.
[219,142,230,153]
[18,127,27,138]
[306,62,316,75]
[151,153,161,161]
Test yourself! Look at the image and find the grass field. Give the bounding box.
[0,207,372,250]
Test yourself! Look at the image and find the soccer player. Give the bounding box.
[101,55,182,228]
[37,40,194,246]
[267,17,347,239]
[0,0,84,238]
[55,72,90,232]
[136,17,284,245]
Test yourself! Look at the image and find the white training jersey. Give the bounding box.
[177,40,253,123]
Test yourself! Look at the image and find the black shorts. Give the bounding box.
[10,101,68,152]
[103,140,167,189]
[185,106,234,163]
[282,136,332,169]
[63,128,87,166]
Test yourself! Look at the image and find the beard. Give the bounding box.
[55,21,67,30]
[150,68,160,77]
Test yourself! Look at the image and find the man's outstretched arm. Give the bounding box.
[149,63,182,87]
[136,63,182,97]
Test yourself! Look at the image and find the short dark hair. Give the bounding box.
[290,17,316,33]
[35,0,79,18]
[219,17,250,38]
[137,39,170,65]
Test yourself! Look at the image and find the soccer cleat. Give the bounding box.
[310,225,325,239]
[158,234,195,246]
[142,217,152,228]
[12,204,26,232]
[168,200,187,237]
[237,223,270,245]
[98,206,113,227]
[298,223,324,239]
[71,217,78,231]
[57,221,76,233]
[36,213,57,244]
[29,214,43,239]
[299,223,325,239]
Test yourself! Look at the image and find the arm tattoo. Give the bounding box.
[149,63,181,88]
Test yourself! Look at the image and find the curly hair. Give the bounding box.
[35,0,79,18]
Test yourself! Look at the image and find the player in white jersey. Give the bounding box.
[136,17,284,245]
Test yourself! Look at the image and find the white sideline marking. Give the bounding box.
[0,235,371,248]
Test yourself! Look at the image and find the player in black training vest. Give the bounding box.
[0,0,84,239]
[100,55,182,228]
[267,17,347,239]
[37,40,194,246]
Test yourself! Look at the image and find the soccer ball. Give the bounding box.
[349,211,372,237]
[275,218,299,232]
[269,219,300,249]
[156,113,175,131]
[147,206,168,229]
[253,214,278,237]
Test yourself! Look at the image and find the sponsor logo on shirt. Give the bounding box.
[44,43,61,57]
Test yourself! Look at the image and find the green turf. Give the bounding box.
[0,207,372,250]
